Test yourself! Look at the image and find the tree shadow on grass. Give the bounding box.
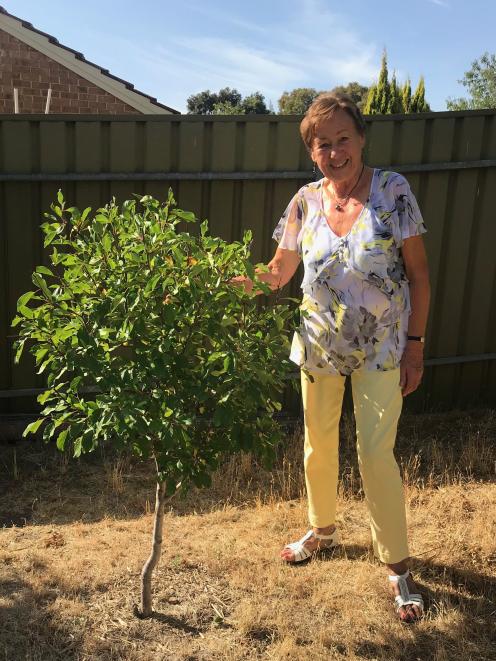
[0,571,87,661]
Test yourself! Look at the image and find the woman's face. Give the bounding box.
[310,109,365,183]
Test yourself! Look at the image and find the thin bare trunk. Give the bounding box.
[134,461,182,619]
[139,474,166,618]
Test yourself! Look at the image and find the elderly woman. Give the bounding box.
[240,92,430,623]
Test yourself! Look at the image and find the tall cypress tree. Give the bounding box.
[410,76,431,113]
[388,72,402,113]
[402,78,412,113]
[375,51,390,114]
[363,52,430,115]
[363,84,378,115]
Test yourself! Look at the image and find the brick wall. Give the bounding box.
[0,29,140,114]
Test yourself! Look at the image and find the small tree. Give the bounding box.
[446,52,496,110]
[13,191,295,617]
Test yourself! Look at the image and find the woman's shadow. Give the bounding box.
[304,542,496,660]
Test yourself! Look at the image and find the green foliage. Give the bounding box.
[363,52,430,115]
[387,73,402,114]
[278,88,321,114]
[402,79,412,114]
[241,92,271,115]
[410,77,430,113]
[446,52,496,110]
[13,192,295,492]
[331,82,369,111]
[188,87,271,115]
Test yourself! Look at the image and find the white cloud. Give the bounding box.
[96,0,381,111]
[428,0,450,7]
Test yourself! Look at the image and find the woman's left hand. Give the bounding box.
[400,342,424,397]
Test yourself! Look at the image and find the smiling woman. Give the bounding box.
[237,91,431,624]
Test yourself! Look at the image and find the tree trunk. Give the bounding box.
[138,475,167,618]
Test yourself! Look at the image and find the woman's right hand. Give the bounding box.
[229,275,253,293]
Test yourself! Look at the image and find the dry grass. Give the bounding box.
[1,408,495,660]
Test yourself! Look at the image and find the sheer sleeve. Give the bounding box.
[272,191,304,253]
[394,176,427,244]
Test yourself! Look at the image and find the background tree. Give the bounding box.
[402,78,412,114]
[364,51,390,115]
[188,87,271,114]
[446,52,496,110]
[212,101,243,114]
[331,82,369,111]
[14,191,294,618]
[186,89,219,114]
[410,77,430,113]
[241,92,271,114]
[364,51,430,115]
[386,72,402,114]
[278,88,320,114]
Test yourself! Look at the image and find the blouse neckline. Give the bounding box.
[319,168,376,241]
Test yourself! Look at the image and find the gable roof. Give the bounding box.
[0,6,179,114]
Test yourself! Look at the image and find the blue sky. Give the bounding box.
[6,0,495,112]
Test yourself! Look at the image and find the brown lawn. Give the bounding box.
[1,409,495,660]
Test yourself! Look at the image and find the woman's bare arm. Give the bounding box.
[238,247,301,293]
[400,235,431,396]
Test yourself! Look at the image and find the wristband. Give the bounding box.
[407,335,425,343]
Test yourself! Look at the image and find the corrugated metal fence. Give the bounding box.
[1,109,496,413]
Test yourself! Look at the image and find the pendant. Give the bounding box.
[335,202,342,211]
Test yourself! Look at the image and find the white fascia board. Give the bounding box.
[0,13,172,114]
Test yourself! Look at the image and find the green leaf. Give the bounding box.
[176,210,196,223]
[56,428,69,451]
[17,291,35,310]
[18,305,34,319]
[14,340,26,364]
[35,347,49,365]
[95,214,111,224]
[32,273,52,299]
[244,260,255,281]
[73,436,83,458]
[37,389,53,405]
[23,418,44,437]
[80,207,92,223]
[57,190,64,205]
[36,266,54,277]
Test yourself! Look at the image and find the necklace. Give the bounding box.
[328,164,365,212]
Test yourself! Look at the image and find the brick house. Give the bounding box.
[0,6,178,114]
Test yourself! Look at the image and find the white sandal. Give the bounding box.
[282,528,341,563]
[388,569,424,622]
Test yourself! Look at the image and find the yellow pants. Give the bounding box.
[301,368,409,564]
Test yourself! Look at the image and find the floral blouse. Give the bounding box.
[272,169,427,376]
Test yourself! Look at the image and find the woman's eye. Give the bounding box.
[340,137,349,142]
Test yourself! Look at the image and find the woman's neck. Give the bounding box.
[326,164,365,199]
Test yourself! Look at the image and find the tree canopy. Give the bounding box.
[278,88,321,114]
[187,87,271,114]
[14,191,295,616]
[446,52,496,110]
[330,82,369,111]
